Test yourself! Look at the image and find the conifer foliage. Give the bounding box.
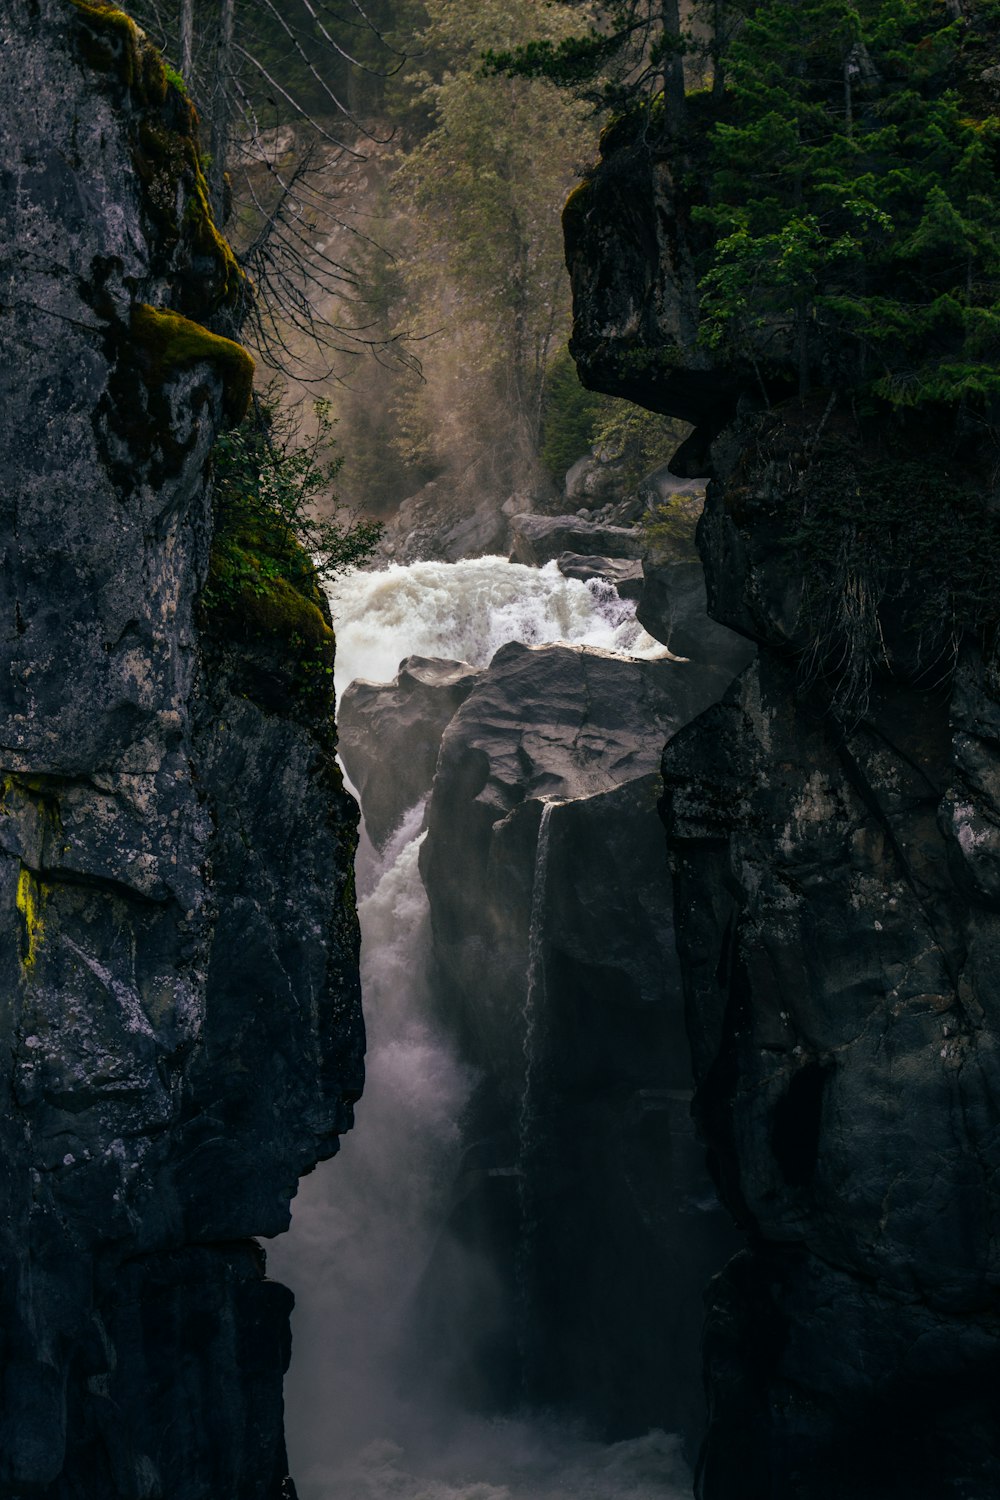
[697,0,1000,408]
[496,0,1000,411]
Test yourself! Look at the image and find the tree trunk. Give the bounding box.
[209,0,235,224]
[179,0,194,79]
[711,0,726,99]
[660,0,687,135]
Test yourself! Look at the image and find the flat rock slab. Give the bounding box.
[509,512,646,566]
[556,551,644,600]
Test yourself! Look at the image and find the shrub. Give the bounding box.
[203,391,383,629]
[540,346,610,480]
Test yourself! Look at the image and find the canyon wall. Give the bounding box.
[0,5,363,1494]
[564,97,1000,1500]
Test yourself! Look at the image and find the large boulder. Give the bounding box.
[414,640,742,1446]
[339,655,482,848]
[564,451,626,510]
[509,512,646,566]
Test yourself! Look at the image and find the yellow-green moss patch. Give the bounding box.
[16,866,46,972]
[68,0,167,103]
[212,565,333,647]
[131,303,254,427]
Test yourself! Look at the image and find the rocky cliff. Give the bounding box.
[565,73,1000,1500]
[0,5,362,1495]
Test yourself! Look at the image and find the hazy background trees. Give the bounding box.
[128,0,683,528]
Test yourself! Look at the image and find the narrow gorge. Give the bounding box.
[3,2,1000,1499]
[269,553,749,1498]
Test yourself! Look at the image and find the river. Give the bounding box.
[266,557,692,1500]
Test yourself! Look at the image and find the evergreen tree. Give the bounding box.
[393,0,594,490]
[484,0,689,131]
[696,0,1000,407]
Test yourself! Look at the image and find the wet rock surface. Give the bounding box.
[555,551,644,600]
[664,643,1000,1499]
[339,655,482,849]
[409,640,744,1447]
[509,512,647,567]
[636,557,756,679]
[0,7,362,1495]
[566,96,1000,1500]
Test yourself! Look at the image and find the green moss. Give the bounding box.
[131,303,254,427]
[68,1,140,57]
[134,122,242,311]
[208,555,333,647]
[203,515,337,725]
[68,1,167,103]
[561,179,592,242]
[69,1,245,321]
[163,61,188,97]
[185,174,243,306]
[15,867,45,972]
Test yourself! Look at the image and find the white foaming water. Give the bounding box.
[515,799,561,1396]
[310,1426,692,1500]
[267,554,691,1500]
[325,555,665,695]
[270,811,477,1492]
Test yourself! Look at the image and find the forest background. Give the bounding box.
[126,0,687,527]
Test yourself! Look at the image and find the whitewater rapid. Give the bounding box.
[266,554,692,1500]
[324,555,666,697]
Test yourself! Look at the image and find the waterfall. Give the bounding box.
[515,798,560,1399]
[265,556,693,1500]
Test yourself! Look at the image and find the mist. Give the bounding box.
[265,558,693,1500]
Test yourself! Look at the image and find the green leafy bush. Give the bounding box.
[203,392,383,634]
[591,403,689,490]
[641,495,701,558]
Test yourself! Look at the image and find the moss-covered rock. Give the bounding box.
[68,0,247,324]
[132,303,254,427]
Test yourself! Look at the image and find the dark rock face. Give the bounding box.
[339,655,482,849]
[0,7,362,1495]
[412,641,742,1445]
[665,642,1000,1499]
[566,104,1000,1500]
[509,511,646,566]
[562,133,730,428]
[636,556,755,681]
